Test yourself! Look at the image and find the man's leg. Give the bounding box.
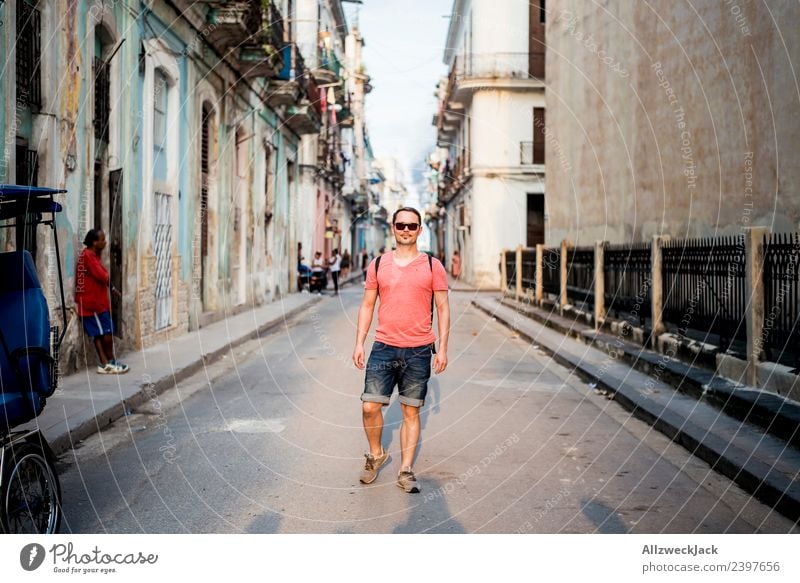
[362,401,384,456]
[93,337,109,365]
[399,403,421,469]
[101,334,116,362]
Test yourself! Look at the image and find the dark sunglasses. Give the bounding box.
[394,222,420,231]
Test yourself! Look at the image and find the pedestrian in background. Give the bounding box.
[353,207,450,493]
[341,249,351,280]
[361,249,369,282]
[75,229,129,375]
[450,249,462,280]
[329,248,342,296]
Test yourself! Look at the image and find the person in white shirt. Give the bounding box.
[329,249,342,296]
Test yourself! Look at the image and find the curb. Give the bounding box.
[498,296,800,449]
[48,296,321,455]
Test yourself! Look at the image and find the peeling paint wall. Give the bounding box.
[546,1,800,245]
[0,0,313,372]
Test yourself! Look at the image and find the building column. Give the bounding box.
[500,249,508,294]
[650,235,670,349]
[745,227,769,386]
[594,241,606,329]
[560,239,570,313]
[515,245,523,301]
[535,244,544,305]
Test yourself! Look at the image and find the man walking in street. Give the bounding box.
[352,207,450,493]
[329,248,342,296]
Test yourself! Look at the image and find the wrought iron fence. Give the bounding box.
[521,248,536,295]
[504,250,517,292]
[763,232,800,369]
[542,247,560,296]
[661,236,746,349]
[566,246,594,306]
[604,242,652,326]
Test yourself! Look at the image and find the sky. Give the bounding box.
[343,0,453,196]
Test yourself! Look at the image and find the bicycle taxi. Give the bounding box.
[0,184,66,534]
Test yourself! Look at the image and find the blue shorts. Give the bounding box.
[361,341,433,408]
[82,311,114,338]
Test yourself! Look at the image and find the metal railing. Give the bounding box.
[542,247,560,296]
[661,236,746,349]
[505,251,517,292]
[521,249,536,293]
[604,242,651,326]
[763,232,800,369]
[501,232,800,372]
[566,246,594,307]
[454,52,532,80]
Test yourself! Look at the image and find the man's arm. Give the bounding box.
[432,290,450,373]
[352,288,378,369]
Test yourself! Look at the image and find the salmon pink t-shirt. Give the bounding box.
[366,252,449,348]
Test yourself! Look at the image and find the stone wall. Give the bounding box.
[545,1,800,245]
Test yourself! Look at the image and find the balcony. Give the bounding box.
[203,1,286,78]
[337,105,354,128]
[442,52,544,106]
[519,141,544,166]
[285,101,321,135]
[313,48,343,85]
[205,1,262,49]
[266,44,305,108]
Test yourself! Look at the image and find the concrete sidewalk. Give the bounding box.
[472,295,800,523]
[24,293,323,456]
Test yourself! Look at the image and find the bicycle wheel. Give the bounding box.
[0,441,62,534]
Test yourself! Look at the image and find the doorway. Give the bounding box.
[527,193,545,247]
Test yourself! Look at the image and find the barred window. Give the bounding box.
[94,57,111,143]
[16,0,42,108]
[15,146,39,260]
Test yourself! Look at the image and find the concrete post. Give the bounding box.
[500,249,508,295]
[594,241,606,329]
[515,245,523,301]
[560,239,570,313]
[535,244,544,304]
[745,227,769,386]
[650,235,671,349]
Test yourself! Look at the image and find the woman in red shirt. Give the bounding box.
[75,229,128,374]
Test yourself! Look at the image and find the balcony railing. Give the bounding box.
[454,53,533,81]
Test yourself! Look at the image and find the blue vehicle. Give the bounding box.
[0,184,66,534]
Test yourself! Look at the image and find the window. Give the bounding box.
[533,107,545,164]
[94,56,111,143]
[15,146,39,260]
[16,0,42,107]
[540,0,546,24]
[153,69,169,180]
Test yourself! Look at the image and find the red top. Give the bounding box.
[75,248,110,317]
[366,252,449,347]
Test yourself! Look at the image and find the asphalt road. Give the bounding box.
[58,286,799,533]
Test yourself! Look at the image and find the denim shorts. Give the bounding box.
[361,341,433,407]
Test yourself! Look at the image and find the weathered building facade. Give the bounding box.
[434,0,547,288]
[0,0,372,373]
[544,1,800,244]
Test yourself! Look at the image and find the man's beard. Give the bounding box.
[395,235,416,248]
